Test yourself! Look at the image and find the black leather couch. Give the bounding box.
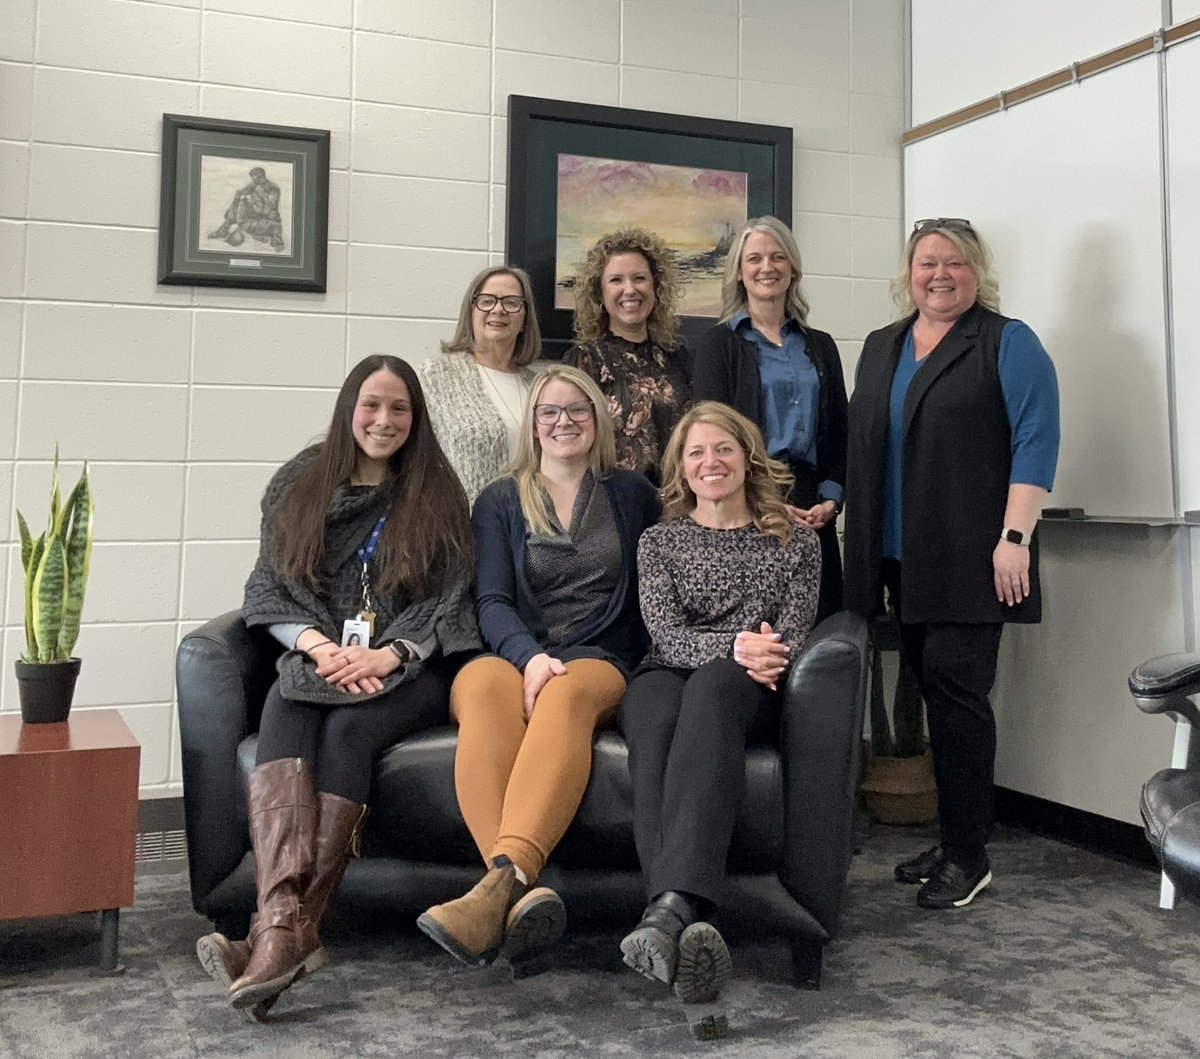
[177,610,868,986]
[1130,653,1200,903]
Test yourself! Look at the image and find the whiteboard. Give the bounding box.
[1168,38,1200,512]
[911,0,1164,125]
[905,55,1173,520]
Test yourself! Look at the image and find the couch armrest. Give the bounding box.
[176,610,280,916]
[778,611,868,936]
[1129,653,1200,729]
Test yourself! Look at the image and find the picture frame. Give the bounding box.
[506,95,793,357]
[157,114,330,293]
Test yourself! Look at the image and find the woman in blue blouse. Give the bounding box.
[844,217,1059,911]
[693,216,847,622]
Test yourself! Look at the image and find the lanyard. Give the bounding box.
[357,510,388,615]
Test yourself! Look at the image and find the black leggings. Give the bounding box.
[255,668,450,803]
[619,658,777,906]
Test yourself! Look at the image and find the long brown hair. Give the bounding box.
[273,355,472,598]
[659,401,795,545]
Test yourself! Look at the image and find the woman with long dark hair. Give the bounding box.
[195,355,478,1016]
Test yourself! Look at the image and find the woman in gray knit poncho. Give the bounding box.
[195,355,478,1018]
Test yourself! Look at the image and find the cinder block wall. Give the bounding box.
[0,0,905,795]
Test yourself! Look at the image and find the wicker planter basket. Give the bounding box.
[861,746,938,825]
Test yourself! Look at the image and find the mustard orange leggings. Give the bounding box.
[449,655,625,883]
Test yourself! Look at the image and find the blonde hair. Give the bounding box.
[440,266,542,367]
[572,228,684,347]
[889,223,1001,315]
[511,364,617,537]
[659,401,795,545]
[718,216,810,325]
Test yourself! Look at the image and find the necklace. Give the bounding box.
[477,363,526,429]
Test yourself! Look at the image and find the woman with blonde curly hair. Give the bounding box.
[565,227,691,482]
[693,216,848,622]
[617,401,820,1006]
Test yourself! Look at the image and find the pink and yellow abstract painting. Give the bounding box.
[555,153,748,318]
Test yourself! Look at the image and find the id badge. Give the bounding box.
[341,618,371,648]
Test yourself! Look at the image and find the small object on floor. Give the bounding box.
[672,922,732,1004]
[917,856,992,909]
[894,844,944,884]
[682,1001,729,1041]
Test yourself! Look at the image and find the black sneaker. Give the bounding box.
[916,856,991,909]
[894,844,944,884]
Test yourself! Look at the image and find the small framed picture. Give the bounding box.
[157,114,330,292]
[341,620,371,649]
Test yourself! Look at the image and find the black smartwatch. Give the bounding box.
[1000,528,1028,546]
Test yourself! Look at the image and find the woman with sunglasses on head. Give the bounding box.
[419,266,543,504]
[195,356,478,1017]
[418,364,660,968]
[693,216,848,623]
[565,227,691,484]
[843,218,1059,910]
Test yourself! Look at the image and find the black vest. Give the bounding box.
[843,304,1041,625]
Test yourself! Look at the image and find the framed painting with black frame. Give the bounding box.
[506,95,793,357]
[158,114,330,293]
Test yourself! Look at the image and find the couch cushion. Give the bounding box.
[237,726,784,874]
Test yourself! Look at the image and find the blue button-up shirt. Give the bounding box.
[729,312,841,506]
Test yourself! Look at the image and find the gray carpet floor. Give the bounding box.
[2,824,1198,1058]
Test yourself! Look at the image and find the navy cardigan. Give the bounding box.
[471,470,661,677]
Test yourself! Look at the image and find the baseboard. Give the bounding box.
[136,796,188,875]
[993,786,1157,871]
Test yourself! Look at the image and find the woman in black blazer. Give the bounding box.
[692,216,848,621]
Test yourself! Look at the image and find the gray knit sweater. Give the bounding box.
[418,352,539,505]
[243,449,480,704]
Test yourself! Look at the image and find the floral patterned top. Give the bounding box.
[565,332,691,482]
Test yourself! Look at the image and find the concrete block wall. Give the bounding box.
[0,0,905,796]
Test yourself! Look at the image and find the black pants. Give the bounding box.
[789,464,843,624]
[255,668,450,804]
[619,658,777,906]
[882,560,1003,863]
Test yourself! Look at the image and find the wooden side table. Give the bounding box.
[0,709,141,971]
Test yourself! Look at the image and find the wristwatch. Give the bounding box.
[387,640,414,664]
[1000,528,1028,546]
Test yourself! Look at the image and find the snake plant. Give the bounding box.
[16,451,94,664]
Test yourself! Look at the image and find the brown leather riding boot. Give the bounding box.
[294,793,368,960]
[228,758,320,1010]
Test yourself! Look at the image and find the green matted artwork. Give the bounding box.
[157,114,330,292]
[506,95,792,357]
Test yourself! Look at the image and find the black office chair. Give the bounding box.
[1129,654,1200,902]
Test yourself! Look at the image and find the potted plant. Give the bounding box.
[860,610,938,824]
[15,452,94,724]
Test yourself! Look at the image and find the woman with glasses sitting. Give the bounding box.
[418,364,660,967]
[844,218,1059,910]
[419,267,543,504]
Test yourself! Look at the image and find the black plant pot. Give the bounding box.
[15,658,82,724]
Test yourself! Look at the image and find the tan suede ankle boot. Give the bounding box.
[416,864,516,966]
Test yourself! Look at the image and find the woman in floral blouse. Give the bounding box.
[565,228,691,483]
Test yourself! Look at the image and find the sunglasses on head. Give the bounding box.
[912,217,975,235]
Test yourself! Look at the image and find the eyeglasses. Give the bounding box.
[534,400,594,425]
[912,217,975,235]
[472,293,525,313]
